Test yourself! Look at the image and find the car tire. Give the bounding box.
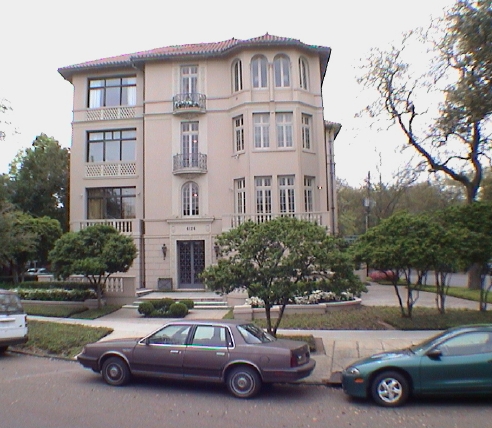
[101,357,131,386]
[226,366,262,398]
[0,346,8,354]
[371,371,409,407]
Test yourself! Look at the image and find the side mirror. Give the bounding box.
[426,348,442,359]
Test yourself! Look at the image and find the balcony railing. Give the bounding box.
[76,219,139,234]
[222,212,329,232]
[86,106,136,121]
[85,161,137,178]
[173,93,206,114]
[173,153,207,175]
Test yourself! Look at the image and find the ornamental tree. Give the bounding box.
[201,217,364,336]
[49,225,137,308]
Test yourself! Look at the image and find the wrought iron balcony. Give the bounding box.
[173,153,207,175]
[173,93,206,114]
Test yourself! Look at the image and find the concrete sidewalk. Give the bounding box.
[28,283,479,386]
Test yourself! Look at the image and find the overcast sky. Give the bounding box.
[1,0,456,186]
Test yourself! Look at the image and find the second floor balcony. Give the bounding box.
[173,153,207,175]
[173,93,206,114]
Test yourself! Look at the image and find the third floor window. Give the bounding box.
[274,55,290,88]
[251,56,268,88]
[232,60,243,92]
[88,76,136,108]
[181,65,198,94]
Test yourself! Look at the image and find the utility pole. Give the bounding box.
[363,171,371,233]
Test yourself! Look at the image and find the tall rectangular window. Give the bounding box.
[304,176,314,212]
[276,113,293,148]
[279,176,295,214]
[87,129,136,162]
[88,76,136,108]
[233,60,243,92]
[234,116,244,152]
[253,113,270,148]
[87,187,136,219]
[181,65,198,94]
[255,176,272,222]
[181,122,199,166]
[235,178,246,223]
[301,114,312,150]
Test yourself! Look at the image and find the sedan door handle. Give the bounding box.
[170,350,181,354]
[216,352,226,356]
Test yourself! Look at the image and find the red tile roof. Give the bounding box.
[58,34,331,81]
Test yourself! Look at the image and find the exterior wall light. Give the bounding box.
[161,244,167,259]
[214,243,220,258]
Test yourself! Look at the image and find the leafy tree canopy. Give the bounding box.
[49,225,137,308]
[201,217,364,335]
[7,133,69,230]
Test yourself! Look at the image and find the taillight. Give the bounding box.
[290,352,299,367]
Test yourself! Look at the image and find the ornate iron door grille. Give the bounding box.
[178,240,205,289]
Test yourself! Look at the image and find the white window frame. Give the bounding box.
[232,59,243,92]
[299,57,309,90]
[253,113,270,149]
[234,115,244,152]
[276,113,293,148]
[251,56,268,88]
[279,176,295,214]
[182,182,199,216]
[274,55,290,88]
[255,176,272,222]
[181,122,199,167]
[301,114,312,150]
[181,65,198,94]
[304,176,314,212]
[235,178,246,216]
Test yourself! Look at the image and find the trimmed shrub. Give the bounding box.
[15,287,97,302]
[179,299,194,309]
[152,298,174,311]
[138,302,154,317]
[168,302,188,318]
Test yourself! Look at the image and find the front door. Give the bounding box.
[178,240,205,289]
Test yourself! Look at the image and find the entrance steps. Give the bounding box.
[124,290,231,310]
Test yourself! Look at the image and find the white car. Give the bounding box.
[0,289,28,353]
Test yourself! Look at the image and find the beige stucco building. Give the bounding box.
[58,34,340,295]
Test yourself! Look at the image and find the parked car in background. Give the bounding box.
[0,289,28,353]
[24,267,51,277]
[342,325,492,407]
[77,319,315,398]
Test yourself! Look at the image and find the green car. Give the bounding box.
[342,325,492,407]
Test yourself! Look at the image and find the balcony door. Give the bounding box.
[181,65,198,95]
[181,122,199,167]
[177,240,205,289]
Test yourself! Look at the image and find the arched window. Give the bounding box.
[182,182,199,216]
[299,57,309,90]
[251,55,268,88]
[232,59,243,92]
[274,55,290,87]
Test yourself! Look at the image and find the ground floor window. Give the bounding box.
[87,187,136,219]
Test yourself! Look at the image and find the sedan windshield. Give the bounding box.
[237,323,276,344]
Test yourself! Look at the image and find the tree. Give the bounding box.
[358,0,492,288]
[201,217,364,336]
[49,225,137,308]
[352,212,464,317]
[7,134,70,230]
[0,98,12,141]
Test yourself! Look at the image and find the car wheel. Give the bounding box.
[101,357,131,386]
[0,346,8,354]
[371,371,409,407]
[226,366,262,398]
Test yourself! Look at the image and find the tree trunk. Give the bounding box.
[467,263,482,290]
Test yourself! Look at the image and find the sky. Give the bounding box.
[0,0,457,186]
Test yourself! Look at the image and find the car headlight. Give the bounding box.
[345,366,360,375]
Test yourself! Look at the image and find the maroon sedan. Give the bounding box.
[77,319,315,398]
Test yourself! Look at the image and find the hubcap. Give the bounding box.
[377,378,402,403]
[233,373,253,393]
[108,364,121,380]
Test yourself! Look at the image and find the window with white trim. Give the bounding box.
[255,176,272,222]
[182,182,199,216]
[251,56,268,88]
[274,55,290,87]
[181,65,198,94]
[304,176,314,212]
[234,115,244,152]
[87,129,136,162]
[301,114,312,150]
[276,113,293,148]
[253,113,270,148]
[279,176,295,214]
[232,59,243,92]
[299,57,309,90]
[235,178,246,217]
[88,76,136,108]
